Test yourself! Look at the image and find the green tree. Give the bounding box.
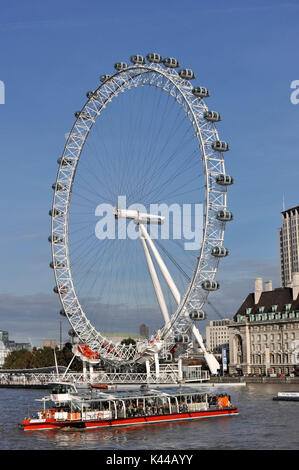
[2,343,82,371]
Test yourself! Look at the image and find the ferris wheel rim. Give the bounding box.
[50,59,229,365]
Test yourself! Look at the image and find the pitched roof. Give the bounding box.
[234,287,299,319]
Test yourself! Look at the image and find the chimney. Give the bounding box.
[264,280,272,292]
[254,278,263,304]
[292,272,299,300]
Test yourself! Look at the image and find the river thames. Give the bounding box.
[1,383,298,450]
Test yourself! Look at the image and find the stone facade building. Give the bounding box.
[228,276,299,376]
[42,339,57,349]
[206,319,230,352]
[0,330,31,367]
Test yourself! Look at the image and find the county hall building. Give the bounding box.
[228,275,299,376]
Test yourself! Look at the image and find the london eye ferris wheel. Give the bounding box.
[49,53,233,374]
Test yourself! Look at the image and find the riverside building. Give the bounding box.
[0,330,31,367]
[206,319,230,352]
[279,205,299,287]
[228,276,299,376]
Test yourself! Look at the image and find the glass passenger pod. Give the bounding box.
[203,110,221,122]
[57,157,73,166]
[114,62,128,71]
[99,74,111,83]
[86,90,95,99]
[201,280,220,291]
[211,246,229,257]
[163,57,179,68]
[216,210,233,222]
[146,53,163,63]
[178,69,195,80]
[74,111,90,121]
[215,174,234,186]
[174,334,189,343]
[48,235,63,244]
[130,55,146,65]
[52,182,67,191]
[53,285,68,294]
[59,309,66,317]
[211,140,230,152]
[189,310,206,320]
[49,208,63,218]
[50,261,65,269]
[192,86,210,98]
[68,328,76,337]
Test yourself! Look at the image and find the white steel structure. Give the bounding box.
[49,53,233,373]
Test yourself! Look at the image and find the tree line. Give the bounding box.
[2,343,82,370]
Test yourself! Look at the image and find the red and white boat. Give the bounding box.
[19,382,238,431]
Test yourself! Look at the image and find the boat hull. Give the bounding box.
[20,408,238,431]
[273,397,299,401]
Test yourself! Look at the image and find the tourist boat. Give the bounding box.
[19,382,238,431]
[273,391,299,401]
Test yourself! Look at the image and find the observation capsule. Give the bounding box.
[211,246,229,257]
[52,182,67,191]
[146,53,162,63]
[216,210,233,222]
[57,157,73,166]
[189,310,206,320]
[59,309,66,317]
[201,280,220,291]
[53,285,68,294]
[99,74,111,82]
[130,55,145,65]
[174,334,189,343]
[203,110,221,122]
[114,61,128,71]
[50,260,65,269]
[215,174,234,186]
[68,328,76,337]
[192,86,209,98]
[48,235,63,244]
[86,90,95,99]
[211,140,230,152]
[74,111,90,120]
[163,57,179,68]
[49,208,63,218]
[178,69,195,80]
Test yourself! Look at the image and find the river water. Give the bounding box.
[0,383,298,450]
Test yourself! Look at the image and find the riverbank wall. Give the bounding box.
[209,376,299,385]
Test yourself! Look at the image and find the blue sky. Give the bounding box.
[0,0,299,344]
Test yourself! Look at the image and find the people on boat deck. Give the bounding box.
[34,393,231,421]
